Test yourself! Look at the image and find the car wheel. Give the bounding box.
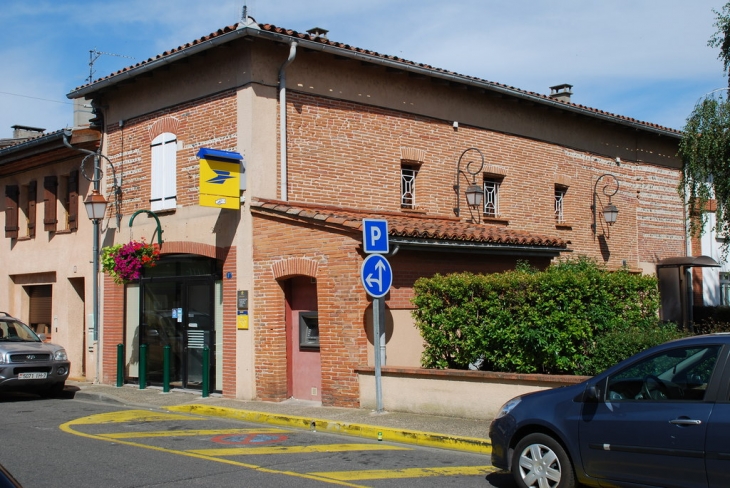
[512,433,576,488]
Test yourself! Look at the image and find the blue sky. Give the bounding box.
[1,0,728,138]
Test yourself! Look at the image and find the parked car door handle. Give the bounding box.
[669,418,702,426]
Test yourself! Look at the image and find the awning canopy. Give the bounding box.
[656,255,720,268]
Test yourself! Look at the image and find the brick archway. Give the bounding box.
[147,116,183,143]
[271,257,319,280]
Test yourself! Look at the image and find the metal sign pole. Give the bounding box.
[373,296,383,412]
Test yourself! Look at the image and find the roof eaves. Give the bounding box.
[0,130,64,159]
[66,21,681,138]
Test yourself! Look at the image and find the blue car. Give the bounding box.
[489,334,730,488]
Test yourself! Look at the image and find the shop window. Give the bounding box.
[150,132,177,211]
[401,163,418,209]
[4,185,19,238]
[483,178,501,218]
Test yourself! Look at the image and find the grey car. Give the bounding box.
[0,312,70,396]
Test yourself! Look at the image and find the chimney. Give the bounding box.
[11,125,45,139]
[306,27,329,39]
[549,84,573,103]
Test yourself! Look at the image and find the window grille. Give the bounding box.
[555,187,566,223]
[721,273,730,306]
[401,165,417,209]
[483,179,500,217]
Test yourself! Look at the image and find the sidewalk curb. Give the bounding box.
[167,404,493,455]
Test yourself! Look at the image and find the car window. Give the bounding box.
[606,345,720,402]
[0,319,42,342]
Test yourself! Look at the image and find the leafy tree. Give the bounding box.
[679,2,730,249]
[709,2,730,88]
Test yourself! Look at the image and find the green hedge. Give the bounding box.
[411,257,686,375]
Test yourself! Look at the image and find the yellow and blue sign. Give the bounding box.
[197,148,244,209]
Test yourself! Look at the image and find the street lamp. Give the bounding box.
[454,148,486,223]
[84,190,108,221]
[591,173,619,236]
[84,188,108,384]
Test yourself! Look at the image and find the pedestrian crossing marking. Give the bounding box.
[101,428,288,439]
[311,465,497,481]
[187,443,411,456]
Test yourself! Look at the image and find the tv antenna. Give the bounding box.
[88,49,135,85]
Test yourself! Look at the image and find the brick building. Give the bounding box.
[2,17,686,407]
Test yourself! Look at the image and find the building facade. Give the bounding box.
[2,18,686,406]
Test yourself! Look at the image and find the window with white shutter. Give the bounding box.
[150,132,177,211]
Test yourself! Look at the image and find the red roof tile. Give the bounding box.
[251,198,570,250]
[68,21,680,136]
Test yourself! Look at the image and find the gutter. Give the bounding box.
[278,41,298,201]
[66,24,680,140]
[389,237,569,256]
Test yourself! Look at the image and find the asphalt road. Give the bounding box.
[0,390,512,487]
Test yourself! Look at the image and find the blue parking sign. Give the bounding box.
[362,219,389,254]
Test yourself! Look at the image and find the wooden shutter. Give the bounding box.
[44,176,58,232]
[28,181,37,238]
[4,185,19,238]
[68,171,79,231]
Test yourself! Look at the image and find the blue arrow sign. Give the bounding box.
[362,219,389,254]
[361,254,393,298]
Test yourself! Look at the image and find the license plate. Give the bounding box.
[18,372,47,380]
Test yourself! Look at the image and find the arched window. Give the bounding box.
[150,132,177,211]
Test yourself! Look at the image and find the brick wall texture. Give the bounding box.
[97,85,685,406]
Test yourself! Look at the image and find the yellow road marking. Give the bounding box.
[101,428,288,439]
[311,465,497,481]
[60,413,369,488]
[188,443,411,456]
[64,409,204,425]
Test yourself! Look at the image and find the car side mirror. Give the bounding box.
[584,385,600,402]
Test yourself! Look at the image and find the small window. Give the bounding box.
[483,178,501,218]
[20,182,37,238]
[721,273,730,306]
[401,164,418,209]
[555,186,567,223]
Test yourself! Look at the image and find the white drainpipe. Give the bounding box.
[278,41,298,201]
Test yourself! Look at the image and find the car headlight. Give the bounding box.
[54,349,68,361]
[494,397,522,419]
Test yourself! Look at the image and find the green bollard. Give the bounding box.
[163,345,170,393]
[202,346,210,398]
[139,343,147,390]
[116,343,124,387]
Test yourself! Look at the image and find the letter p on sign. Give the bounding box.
[362,219,389,254]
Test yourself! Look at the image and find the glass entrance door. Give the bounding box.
[141,279,215,389]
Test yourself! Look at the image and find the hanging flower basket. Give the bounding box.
[101,239,160,284]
